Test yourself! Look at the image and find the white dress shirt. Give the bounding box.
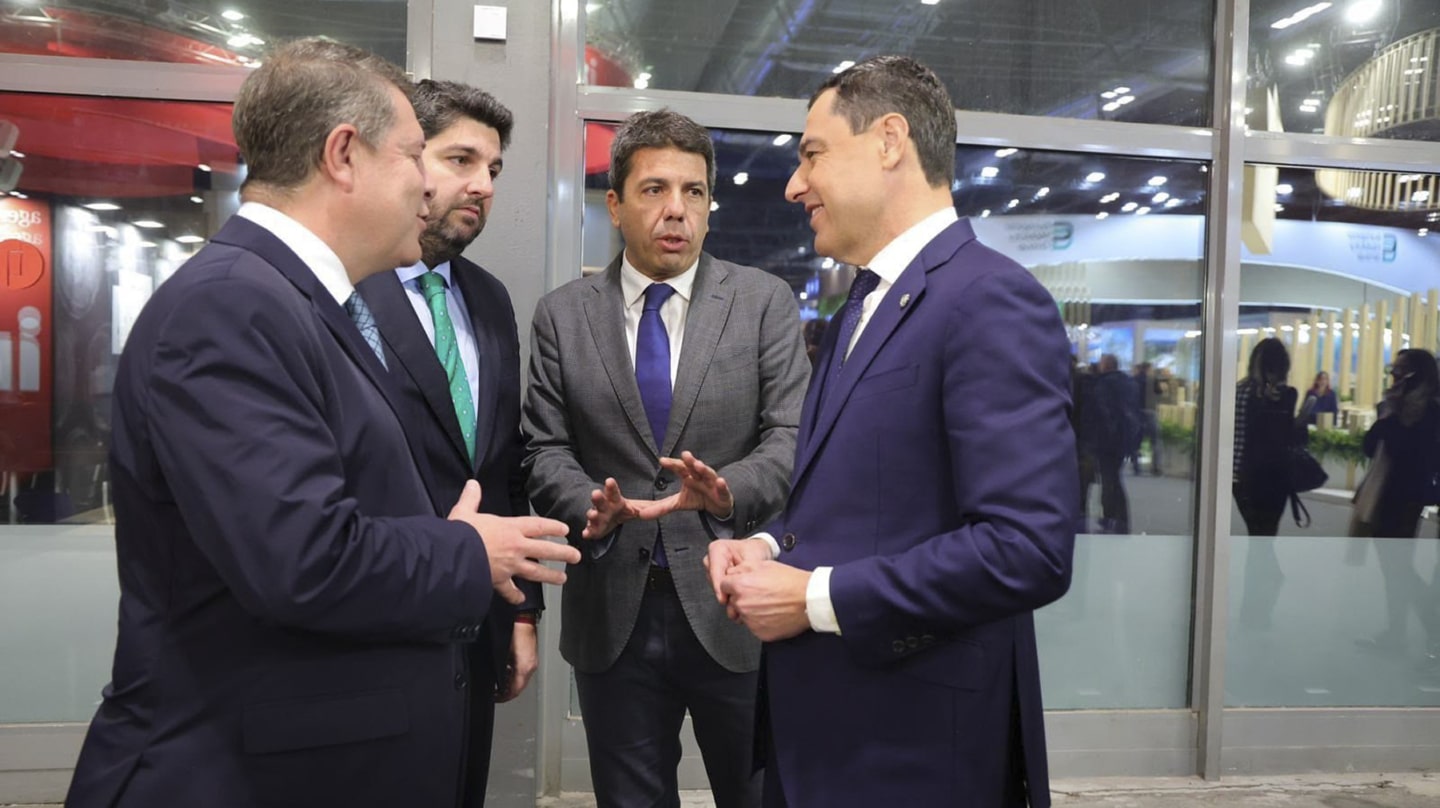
[235,202,353,306]
[395,260,482,415]
[619,253,698,385]
[762,206,960,634]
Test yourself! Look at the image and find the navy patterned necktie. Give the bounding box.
[832,268,880,377]
[344,292,388,370]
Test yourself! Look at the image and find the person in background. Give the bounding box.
[1087,353,1136,533]
[1233,337,1296,629]
[1303,371,1339,426]
[356,79,537,807]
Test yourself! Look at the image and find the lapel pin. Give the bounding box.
[899,293,911,308]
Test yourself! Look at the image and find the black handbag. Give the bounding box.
[1289,444,1328,493]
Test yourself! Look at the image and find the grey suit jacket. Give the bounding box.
[523,252,809,674]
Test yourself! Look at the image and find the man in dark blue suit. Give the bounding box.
[65,39,578,808]
[707,56,1077,807]
[357,80,537,807]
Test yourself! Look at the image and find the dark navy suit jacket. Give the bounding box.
[357,256,539,804]
[67,216,496,808]
[765,218,1077,807]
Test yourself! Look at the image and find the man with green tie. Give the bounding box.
[356,79,534,808]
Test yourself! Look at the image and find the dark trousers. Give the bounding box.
[575,569,761,808]
[1234,483,1288,627]
[1096,452,1129,533]
[463,636,498,808]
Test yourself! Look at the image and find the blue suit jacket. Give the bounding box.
[67,217,496,808]
[765,218,1077,807]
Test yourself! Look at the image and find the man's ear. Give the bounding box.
[320,123,363,191]
[877,113,910,172]
[606,188,622,227]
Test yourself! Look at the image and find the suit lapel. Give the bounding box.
[664,255,733,457]
[363,270,472,470]
[212,218,408,425]
[792,219,974,487]
[453,257,501,473]
[585,258,660,455]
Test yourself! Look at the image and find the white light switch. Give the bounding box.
[473,5,507,41]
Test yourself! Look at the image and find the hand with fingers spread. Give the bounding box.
[633,451,734,521]
[582,478,644,540]
[447,480,580,604]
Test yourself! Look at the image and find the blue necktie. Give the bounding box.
[832,268,879,378]
[344,292,387,370]
[636,282,676,567]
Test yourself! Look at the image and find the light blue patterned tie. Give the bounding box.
[344,292,387,370]
[416,271,476,465]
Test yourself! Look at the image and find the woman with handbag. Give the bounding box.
[1233,338,1297,628]
[1355,348,1440,654]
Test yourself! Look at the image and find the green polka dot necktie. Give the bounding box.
[416,271,476,465]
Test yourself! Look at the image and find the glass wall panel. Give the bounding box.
[0,0,406,66]
[1249,0,1440,143]
[583,0,1214,126]
[0,92,238,722]
[578,122,1208,710]
[1227,165,1440,707]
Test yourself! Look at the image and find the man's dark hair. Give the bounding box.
[411,79,513,148]
[608,109,715,200]
[233,37,413,192]
[810,55,956,188]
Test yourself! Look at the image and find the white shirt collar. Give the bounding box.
[235,201,354,306]
[619,252,698,308]
[864,207,959,285]
[396,259,452,287]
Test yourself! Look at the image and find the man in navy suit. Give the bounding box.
[65,39,578,808]
[707,56,1077,807]
[357,79,537,807]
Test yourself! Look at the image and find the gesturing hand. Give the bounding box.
[448,480,579,605]
[633,452,734,521]
[582,478,643,540]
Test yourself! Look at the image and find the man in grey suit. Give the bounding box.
[523,109,809,808]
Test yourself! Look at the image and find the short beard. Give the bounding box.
[419,209,485,268]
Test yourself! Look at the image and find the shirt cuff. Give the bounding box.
[752,532,781,560]
[805,566,840,634]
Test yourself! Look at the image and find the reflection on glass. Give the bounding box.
[1228,165,1440,706]
[0,93,239,527]
[1249,1,1440,142]
[582,122,1208,709]
[0,0,406,66]
[584,0,1214,125]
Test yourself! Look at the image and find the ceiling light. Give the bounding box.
[1419,228,1430,237]
[1412,190,1431,203]
[921,0,940,5]
[832,60,855,74]
[1096,212,1109,220]
[1102,101,1121,112]
[175,235,206,244]
[1117,95,1136,105]
[137,241,157,248]
[1100,193,1120,203]
[1346,186,1363,199]
[221,9,245,21]
[1152,192,1170,203]
[84,202,121,211]
[980,209,991,218]
[1085,171,1106,183]
[1299,104,1318,113]
[732,172,748,186]
[980,166,999,178]
[8,150,22,158]
[1149,175,1168,186]
[9,192,26,199]
[1272,2,1333,29]
[773,134,793,147]
[1035,186,1050,198]
[1101,91,1117,100]
[1164,198,1184,208]
[1007,199,1020,209]
[133,220,164,229]
[1344,0,1382,24]
[1135,206,1151,215]
[1113,86,1131,94]
[1428,212,1440,222]
[995,148,1017,158]
[1122,201,1139,212]
[197,163,212,172]
[1398,173,1422,183]
[1276,183,1294,195]
[1274,204,1285,212]
[191,195,204,204]
[633,72,651,90]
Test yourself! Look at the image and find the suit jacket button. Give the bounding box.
[892,640,906,654]
[907,636,919,649]
[922,634,935,646]
[654,477,668,491]
[780,533,797,551]
[454,673,467,690]
[639,547,650,561]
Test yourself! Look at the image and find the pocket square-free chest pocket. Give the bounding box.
[851,364,919,401]
[243,688,409,755]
